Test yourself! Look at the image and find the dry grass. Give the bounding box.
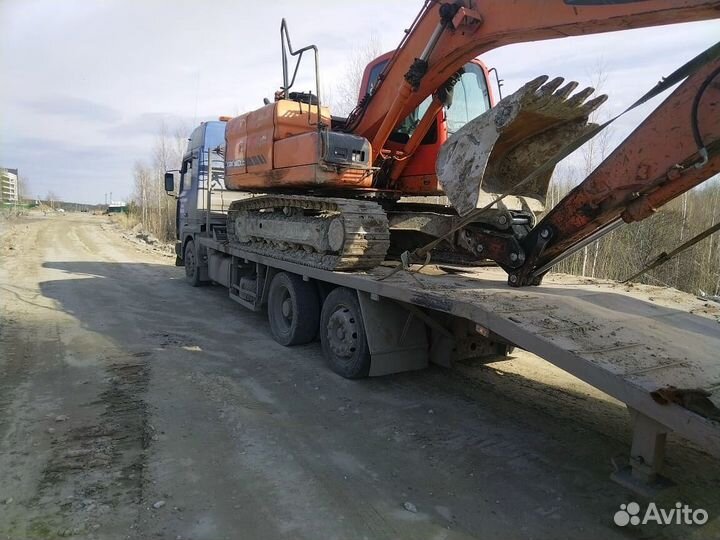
[113,211,141,231]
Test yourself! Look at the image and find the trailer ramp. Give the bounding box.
[374,266,720,495]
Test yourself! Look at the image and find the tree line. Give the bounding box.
[547,174,720,295]
[128,123,187,242]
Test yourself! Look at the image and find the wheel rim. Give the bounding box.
[185,246,196,278]
[326,305,359,359]
[277,289,293,331]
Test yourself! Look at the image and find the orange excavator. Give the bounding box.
[222,0,720,286]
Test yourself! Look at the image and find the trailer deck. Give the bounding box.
[200,237,720,494]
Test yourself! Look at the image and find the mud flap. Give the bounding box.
[356,292,428,377]
[436,75,607,216]
[174,242,184,266]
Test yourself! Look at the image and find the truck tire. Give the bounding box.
[320,287,371,379]
[267,272,320,346]
[184,239,202,287]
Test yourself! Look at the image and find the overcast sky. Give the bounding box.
[1,0,718,204]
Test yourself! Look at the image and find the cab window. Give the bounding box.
[395,97,432,141]
[446,63,491,135]
[180,158,193,193]
[366,61,388,95]
[365,60,491,142]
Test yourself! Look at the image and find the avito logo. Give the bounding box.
[614,501,708,527]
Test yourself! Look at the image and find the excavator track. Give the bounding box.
[226,195,390,271]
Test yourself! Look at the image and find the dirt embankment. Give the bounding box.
[106,217,175,259]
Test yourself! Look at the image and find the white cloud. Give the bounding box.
[23,96,121,123]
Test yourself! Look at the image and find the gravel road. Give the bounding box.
[1,213,718,540]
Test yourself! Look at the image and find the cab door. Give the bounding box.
[359,54,494,194]
[177,154,196,236]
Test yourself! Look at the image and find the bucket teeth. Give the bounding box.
[437,75,608,216]
[582,95,609,115]
[565,86,597,107]
[525,75,550,93]
[539,76,565,96]
[554,81,579,99]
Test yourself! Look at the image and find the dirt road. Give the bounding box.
[1,213,718,540]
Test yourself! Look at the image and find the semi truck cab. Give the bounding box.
[164,119,250,284]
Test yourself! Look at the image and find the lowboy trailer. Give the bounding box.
[165,120,719,495]
[196,229,720,496]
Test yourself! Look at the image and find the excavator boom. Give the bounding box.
[344,0,720,285]
[349,0,720,152]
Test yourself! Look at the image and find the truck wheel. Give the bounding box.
[320,287,371,379]
[267,272,320,346]
[184,239,202,287]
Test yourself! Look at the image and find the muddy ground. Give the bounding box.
[1,212,718,540]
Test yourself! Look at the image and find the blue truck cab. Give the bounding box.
[165,120,249,284]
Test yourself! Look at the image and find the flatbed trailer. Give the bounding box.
[198,235,720,495]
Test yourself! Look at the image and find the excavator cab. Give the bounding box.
[360,52,494,196]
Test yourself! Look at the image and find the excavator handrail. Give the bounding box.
[279,18,322,119]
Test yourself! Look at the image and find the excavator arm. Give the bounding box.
[347,0,720,154]
[344,0,720,285]
[508,50,720,286]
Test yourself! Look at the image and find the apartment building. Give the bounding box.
[1,168,19,203]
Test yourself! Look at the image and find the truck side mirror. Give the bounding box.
[164,172,175,193]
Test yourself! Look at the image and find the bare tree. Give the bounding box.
[133,160,152,227]
[45,190,60,209]
[578,62,613,278]
[331,34,383,117]
[17,174,30,201]
[129,121,187,241]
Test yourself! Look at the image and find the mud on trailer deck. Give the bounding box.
[197,235,720,495]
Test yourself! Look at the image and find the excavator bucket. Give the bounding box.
[436,75,607,216]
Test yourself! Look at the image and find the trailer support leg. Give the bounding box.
[611,407,674,496]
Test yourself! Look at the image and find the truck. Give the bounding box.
[164,114,720,496]
[164,0,720,495]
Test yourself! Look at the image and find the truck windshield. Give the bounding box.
[204,121,226,150]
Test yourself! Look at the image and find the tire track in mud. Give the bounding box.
[0,220,45,439]
[24,357,153,538]
[0,216,160,538]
